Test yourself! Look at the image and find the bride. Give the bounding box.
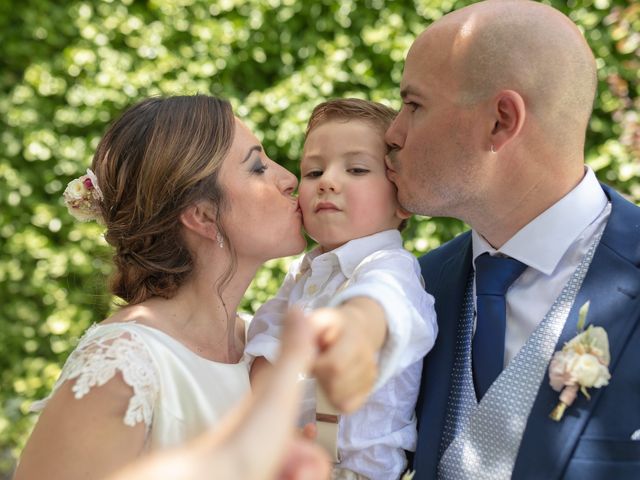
[14,95,318,479]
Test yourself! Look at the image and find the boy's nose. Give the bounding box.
[318,174,338,193]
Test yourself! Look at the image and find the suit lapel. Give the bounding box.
[513,186,640,479]
[415,233,472,477]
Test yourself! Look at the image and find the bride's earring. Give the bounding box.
[490,144,497,154]
[216,231,224,248]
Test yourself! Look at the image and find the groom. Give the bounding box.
[383,1,640,479]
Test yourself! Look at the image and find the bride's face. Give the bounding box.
[218,119,306,263]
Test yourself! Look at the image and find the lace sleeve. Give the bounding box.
[30,324,159,430]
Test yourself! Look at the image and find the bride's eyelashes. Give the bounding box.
[250,158,268,174]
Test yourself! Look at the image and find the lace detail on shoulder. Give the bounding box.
[32,324,159,430]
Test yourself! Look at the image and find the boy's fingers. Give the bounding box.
[313,343,376,412]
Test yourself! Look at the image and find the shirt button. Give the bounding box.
[307,284,318,295]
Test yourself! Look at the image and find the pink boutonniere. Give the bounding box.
[548,302,611,421]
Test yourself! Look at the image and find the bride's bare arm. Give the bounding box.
[15,374,146,480]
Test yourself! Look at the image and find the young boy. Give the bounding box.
[245,99,437,480]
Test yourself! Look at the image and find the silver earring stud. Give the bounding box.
[216,232,224,248]
[490,144,497,153]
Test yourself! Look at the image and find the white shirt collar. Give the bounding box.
[299,229,404,278]
[472,166,608,275]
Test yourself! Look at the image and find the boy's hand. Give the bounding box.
[309,297,387,413]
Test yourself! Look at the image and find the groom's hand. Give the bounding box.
[309,297,387,413]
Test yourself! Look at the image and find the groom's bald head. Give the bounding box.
[410,0,597,145]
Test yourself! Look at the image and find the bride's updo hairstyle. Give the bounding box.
[91,95,235,305]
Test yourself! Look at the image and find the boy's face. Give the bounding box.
[299,119,409,252]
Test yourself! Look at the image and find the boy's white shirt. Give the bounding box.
[246,229,437,480]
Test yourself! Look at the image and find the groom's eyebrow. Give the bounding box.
[400,86,419,99]
[243,145,262,163]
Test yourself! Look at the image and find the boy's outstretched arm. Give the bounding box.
[310,297,387,413]
[312,249,437,415]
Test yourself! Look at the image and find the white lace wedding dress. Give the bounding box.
[31,322,251,449]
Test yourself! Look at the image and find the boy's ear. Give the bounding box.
[179,201,218,239]
[396,205,412,220]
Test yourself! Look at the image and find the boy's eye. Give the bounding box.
[304,170,323,178]
[348,168,369,175]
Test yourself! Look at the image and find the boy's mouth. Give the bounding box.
[314,201,340,213]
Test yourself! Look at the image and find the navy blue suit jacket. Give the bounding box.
[413,184,640,479]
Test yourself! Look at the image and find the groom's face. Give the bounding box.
[385,27,486,222]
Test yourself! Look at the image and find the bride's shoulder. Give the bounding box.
[31,308,161,429]
[84,303,165,341]
[98,302,158,327]
[69,310,160,389]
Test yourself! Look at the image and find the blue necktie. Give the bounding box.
[472,253,527,400]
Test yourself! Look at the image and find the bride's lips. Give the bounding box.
[288,198,302,218]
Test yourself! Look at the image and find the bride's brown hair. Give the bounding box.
[91,95,235,304]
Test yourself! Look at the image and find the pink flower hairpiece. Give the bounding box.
[63,169,104,223]
[548,301,611,421]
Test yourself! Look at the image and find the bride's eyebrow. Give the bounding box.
[242,145,262,163]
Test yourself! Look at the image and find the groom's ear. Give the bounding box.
[489,90,526,152]
[179,201,218,240]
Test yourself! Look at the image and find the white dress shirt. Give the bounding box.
[472,166,610,365]
[246,229,437,480]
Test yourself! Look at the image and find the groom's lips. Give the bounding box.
[385,155,398,178]
[385,153,395,169]
[386,167,397,182]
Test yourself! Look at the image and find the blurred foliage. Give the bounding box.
[0,0,638,475]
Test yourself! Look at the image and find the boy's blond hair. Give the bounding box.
[305,98,397,138]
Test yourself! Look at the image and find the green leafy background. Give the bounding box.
[0,0,637,475]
